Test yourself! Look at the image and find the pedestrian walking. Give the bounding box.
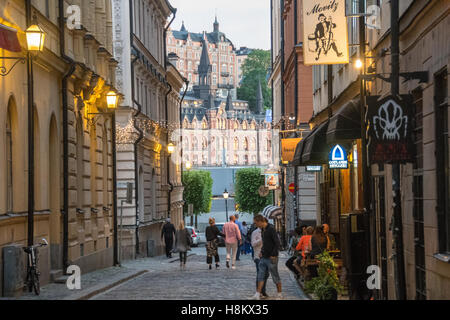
[250,215,283,300]
[174,221,192,269]
[161,218,176,258]
[251,218,269,299]
[205,218,225,270]
[241,221,251,255]
[234,214,245,261]
[223,215,242,270]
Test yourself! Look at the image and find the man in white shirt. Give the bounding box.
[251,222,269,299]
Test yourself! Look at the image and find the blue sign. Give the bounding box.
[329,145,348,169]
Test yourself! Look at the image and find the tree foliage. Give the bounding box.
[237,50,272,113]
[182,170,213,215]
[234,168,272,215]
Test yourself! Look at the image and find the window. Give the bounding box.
[213,64,217,72]
[6,104,13,214]
[244,138,249,151]
[435,69,449,254]
[234,137,239,151]
[222,64,227,73]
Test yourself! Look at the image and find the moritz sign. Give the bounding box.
[302,0,349,65]
[367,95,415,164]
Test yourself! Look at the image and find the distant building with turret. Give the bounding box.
[177,40,272,167]
[166,16,252,99]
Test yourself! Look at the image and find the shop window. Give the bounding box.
[435,69,449,254]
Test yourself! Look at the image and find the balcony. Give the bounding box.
[221,72,230,77]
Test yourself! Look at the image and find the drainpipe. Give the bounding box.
[164,9,177,69]
[165,83,173,218]
[25,0,34,248]
[59,0,77,272]
[129,0,143,256]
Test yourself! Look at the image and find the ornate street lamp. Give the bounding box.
[223,189,229,221]
[167,143,175,155]
[106,91,118,109]
[25,24,46,52]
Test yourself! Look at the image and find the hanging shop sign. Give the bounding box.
[281,138,302,163]
[288,183,296,194]
[265,173,279,190]
[367,95,414,164]
[306,166,323,172]
[328,144,348,169]
[302,0,349,65]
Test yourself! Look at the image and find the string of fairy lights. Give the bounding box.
[115,114,299,149]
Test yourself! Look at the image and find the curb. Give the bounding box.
[64,269,148,300]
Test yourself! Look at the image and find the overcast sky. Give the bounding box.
[168,0,271,50]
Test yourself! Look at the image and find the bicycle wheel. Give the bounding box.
[32,270,40,296]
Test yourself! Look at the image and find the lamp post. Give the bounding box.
[223,189,229,221]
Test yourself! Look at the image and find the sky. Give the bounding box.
[168,0,271,50]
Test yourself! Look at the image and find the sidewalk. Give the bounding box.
[10,253,195,301]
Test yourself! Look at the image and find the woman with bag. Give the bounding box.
[222,215,242,270]
[205,218,225,270]
[175,221,192,269]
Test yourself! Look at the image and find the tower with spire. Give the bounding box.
[193,38,214,101]
[214,15,219,33]
[256,79,264,115]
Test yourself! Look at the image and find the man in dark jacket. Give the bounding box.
[161,218,176,258]
[250,215,283,300]
[313,14,343,60]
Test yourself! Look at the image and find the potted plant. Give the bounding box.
[304,251,343,300]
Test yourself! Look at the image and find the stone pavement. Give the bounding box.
[92,247,309,300]
[7,247,308,300]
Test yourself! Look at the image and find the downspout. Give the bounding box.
[179,78,189,183]
[59,0,77,272]
[164,8,177,218]
[129,0,143,256]
[165,83,173,218]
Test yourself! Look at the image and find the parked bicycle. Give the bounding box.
[23,238,48,295]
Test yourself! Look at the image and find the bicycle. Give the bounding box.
[23,238,48,295]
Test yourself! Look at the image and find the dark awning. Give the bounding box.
[290,138,305,166]
[326,99,361,144]
[301,121,330,165]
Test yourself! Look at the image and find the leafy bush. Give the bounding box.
[234,168,272,215]
[182,170,213,215]
[304,251,343,300]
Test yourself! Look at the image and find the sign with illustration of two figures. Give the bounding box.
[302,0,349,65]
[367,95,415,164]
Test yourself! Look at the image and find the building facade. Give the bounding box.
[112,0,179,260]
[301,0,449,299]
[179,41,272,168]
[166,17,249,98]
[0,0,118,296]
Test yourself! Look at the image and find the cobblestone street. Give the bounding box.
[91,247,308,300]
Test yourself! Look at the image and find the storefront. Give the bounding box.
[291,98,371,298]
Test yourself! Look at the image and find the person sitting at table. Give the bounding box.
[309,226,328,259]
[294,226,314,265]
[322,223,336,251]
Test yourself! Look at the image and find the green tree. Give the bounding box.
[182,170,213,228]
[234,168,272,215]
[237,49,272,113]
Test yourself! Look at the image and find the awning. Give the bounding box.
[0,23,21,53]
[301,121,329,165]
[326,99,361,144]
[290,138,305,166]
[262,205,283,220]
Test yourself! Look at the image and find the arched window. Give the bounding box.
[202,137,208,150]
[193,137,198,150]
[76,117,84,210]
[102,122,109,209]
[234,121,239,130]
[90,124,98,208]
[244,138,249,151]
[202,120,208,129]
[234,137,239,151]
[251,138,256,151]
[242,121,247,130]
[184,137,189,151]
[5,100,14,213]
